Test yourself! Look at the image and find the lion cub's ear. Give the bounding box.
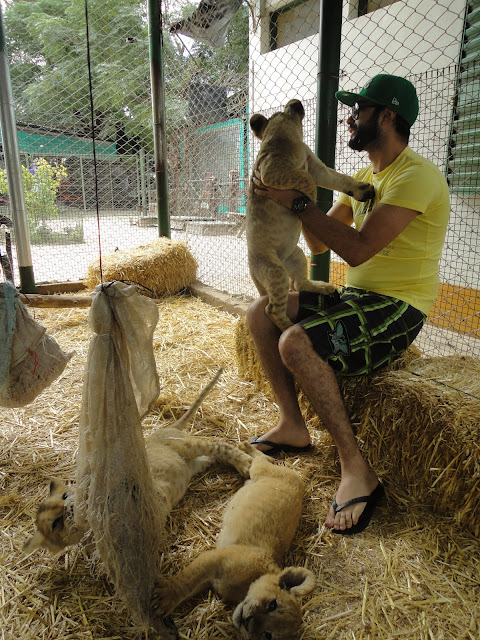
[48,479,66,495]
[278,566,316,597]
[284,99,305,119]
[23,530,47,553]
[250,114,268,140]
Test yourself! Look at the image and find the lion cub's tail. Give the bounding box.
[168,367,223,431]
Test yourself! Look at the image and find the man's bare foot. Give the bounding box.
[249,422,311,453]
[325,471,380,532]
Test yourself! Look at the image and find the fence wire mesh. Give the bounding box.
[0,0,479,358]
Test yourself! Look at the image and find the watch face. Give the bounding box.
[292,195,310,212]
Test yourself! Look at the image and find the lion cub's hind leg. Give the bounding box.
[166,437,257,479]
[185,455,215,477]
[252,255,293,331]
[283,246,309,293]
[236,441,273,460]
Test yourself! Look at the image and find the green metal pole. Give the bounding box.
[312,0,343,282]
[0,5,36,292]
[148,0,170,237]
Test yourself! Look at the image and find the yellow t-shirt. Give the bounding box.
[336,146,450,316]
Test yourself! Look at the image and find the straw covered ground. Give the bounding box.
[1,293,479,640]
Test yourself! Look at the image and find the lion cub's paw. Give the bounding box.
[319,282,337,294]
[237,441,273,461]
[152,580,180,617]
[237,441,258,456]
[305,281,336,296]
[350,181,375,202]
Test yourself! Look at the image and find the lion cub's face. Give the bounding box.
[232,567,316,640]
[23,480,85,553]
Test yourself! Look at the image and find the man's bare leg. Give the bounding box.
[246,294,311,449]
[278,325,378,531]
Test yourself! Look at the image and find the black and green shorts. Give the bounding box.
[295,287,426,377]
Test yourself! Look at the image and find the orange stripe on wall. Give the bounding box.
[328,260,347,286]
[429,282,480,335]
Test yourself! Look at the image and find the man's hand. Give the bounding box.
[252,169,305,210]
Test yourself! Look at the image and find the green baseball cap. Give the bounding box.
[335,74,419,127]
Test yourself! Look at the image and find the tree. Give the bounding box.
[2,0,249,151]
[189,3,249,85]
[4,0,175,151]
[0,157,68,236]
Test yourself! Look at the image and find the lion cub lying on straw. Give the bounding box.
[153,446,315,640]
[24,370,255,553]
[247,99,375,331]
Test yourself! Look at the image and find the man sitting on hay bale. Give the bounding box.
[249,74,450,535]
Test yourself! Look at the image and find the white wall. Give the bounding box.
[249,0,464,115]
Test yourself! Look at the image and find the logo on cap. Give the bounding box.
[392,97,399,105]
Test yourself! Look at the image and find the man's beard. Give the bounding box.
[348,116,380,151]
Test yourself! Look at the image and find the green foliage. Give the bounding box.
[3,0,249,152]
[166,3,249,122]
[0,158,68,234]
[4,0,153,146]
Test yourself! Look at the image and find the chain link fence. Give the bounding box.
[0,0,478,357]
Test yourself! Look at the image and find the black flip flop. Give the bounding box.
[330,483,385,535]
[249,435,312,456]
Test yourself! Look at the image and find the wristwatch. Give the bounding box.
[291,195,311,213]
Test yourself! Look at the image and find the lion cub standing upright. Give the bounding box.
[153,446,315,640]
[247,99,375,331]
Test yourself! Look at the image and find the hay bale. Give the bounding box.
[84,238,198,296]
[235,316,480,536]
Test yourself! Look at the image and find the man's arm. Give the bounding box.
[302,202,353,255]
[300,200,418,266]
[252,172,419,267]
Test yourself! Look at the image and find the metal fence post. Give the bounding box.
[311,0,343,282]
[0,5,35,292]
[148,0,170,237]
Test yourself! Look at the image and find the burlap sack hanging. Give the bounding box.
[74,281,176,638]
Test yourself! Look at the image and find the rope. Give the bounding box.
[84,0,103,285]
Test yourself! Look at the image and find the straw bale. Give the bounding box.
[2,294,479,640]
[235,315,480,537]
[84,238,198,296]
